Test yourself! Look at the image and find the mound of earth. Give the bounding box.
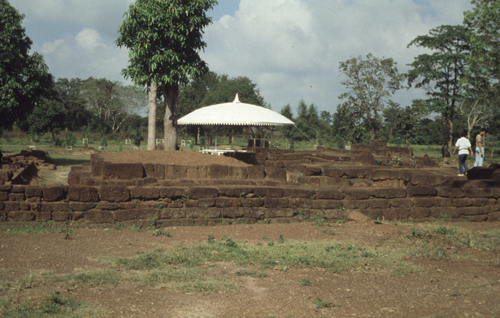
[100,150,249,167]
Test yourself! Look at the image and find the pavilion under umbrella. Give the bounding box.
[178,94,294,151]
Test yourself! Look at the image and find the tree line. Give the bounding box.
[1,0,499,156]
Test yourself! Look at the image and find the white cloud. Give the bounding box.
[202,0,472,112]
[75,28,104,53]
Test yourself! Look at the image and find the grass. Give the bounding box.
[0,221,68,235]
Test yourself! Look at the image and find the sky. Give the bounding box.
[9,0,473,115]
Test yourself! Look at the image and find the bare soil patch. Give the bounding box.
[1,220,499,317]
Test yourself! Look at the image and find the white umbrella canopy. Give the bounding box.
[177,94,295,126]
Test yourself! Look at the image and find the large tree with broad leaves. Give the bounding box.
[116,0,217,150]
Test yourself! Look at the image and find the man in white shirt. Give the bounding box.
[452,131,473,176]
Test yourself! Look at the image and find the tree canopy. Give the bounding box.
[117,0,217,150]
[0,0,53,134]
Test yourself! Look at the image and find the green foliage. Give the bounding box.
[0,0,54,132]
[63,132,77,147]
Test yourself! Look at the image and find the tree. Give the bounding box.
[464,0,500,86]
[117,0,217,150]
[338,53,404,141]
[0,0,53,134]
[407,25,470,157]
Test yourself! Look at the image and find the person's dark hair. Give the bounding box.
[461,131,467,137]
[480,128,487,132]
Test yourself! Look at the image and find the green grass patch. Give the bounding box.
[50,270,120,288]
[0,222,66,235]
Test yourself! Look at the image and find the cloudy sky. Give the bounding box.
[10,0,473,115]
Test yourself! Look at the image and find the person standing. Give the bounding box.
[474,128,487,167]
[452,131,473,176]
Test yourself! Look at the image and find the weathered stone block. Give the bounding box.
[99,186,130,202]
[247,166,266,179]
[391,199,413,208]
[371,169,400,181]
[413,197,434,207]
[198,199,215,208]
[52,212,69,221]
[322,168,345,178]
[11,185,25,193]
[488,212,500,222]
[9,211,35,221]
[129,187,161,200]
[430,207,459,218]
[0,184,12,191]
[85,210,115,223]
[98,203,119,210]
[168,200,184,208]
[0,191,9,201]
[227,166,248,180]
[410,207,430,218]
[264,198,289,208]
[323,209,348,219]
[344,167,369,179]
[312,200,343,209]
[67,186,99,202]
[410,173,445,186]
[69,202,96,212]
[369,188,406,199]
[467,188,500,198]
[315,189,344,200]
[384,208,410,220]
[283,188,315,198]
[266,208,294,218]
[35,212,51,221]
[344,189,370,200]
[369,199,391,209]
[189,187,219,199]
[25,185,43,198]
[165,165,188,179]
[437,187,465,198]
[215,198,241,208]
[253,187,283,198]
[304,166,322,176]
[360,209,383,219]
[43,185,66,202]
[135,208,157,219]
[343,200,369,210]
[407,186,437,197]
[186,208,220,219]
[158,208,185,219]
[4,202,19,211]
[218,186,254,197]
[265,167,286,181]
[114,209,138,222]
[103,163,144,180]
[160,187,187,199]
[41,202,69,212]
[240,198,264,207]
[207,165,228,179]
[9,193,25,201]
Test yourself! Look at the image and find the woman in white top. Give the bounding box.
[452,131,473,176]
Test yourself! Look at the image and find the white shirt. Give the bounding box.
[455,137,471,155]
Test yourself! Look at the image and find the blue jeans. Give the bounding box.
[458,154,469,175]
[474,147,484,167]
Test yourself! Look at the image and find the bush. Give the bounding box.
[63,132,77,147]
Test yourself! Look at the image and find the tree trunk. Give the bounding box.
[163,83,179,151]
[147,80,157,151]
[440,115,450,157]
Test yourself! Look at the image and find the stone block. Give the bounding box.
[437,187,465,198]
[129,187,161,200]
[391,199,413,208]
[189,187,219,199]
[186,208,220,219]
[430,207,459,219]
[410,173,445,186]
[289,198,313,209]
[343,200,369,210]
[253,187,283,198]
[198,199,215,208]
[25,186,43,198]
[85,210,115,223]
[384,208,410,220]
[265,167,286,181]
[154,164,166,180]
[9,211,35,221]
[413,197,434,207]
[264,198,289,208]
[69,202,96,212]
[165,165,188,179]
[344,167,369,179]
[168,200,184,208]
[43,185,66,202]
[0,170,13,182]
[240,198,264,207]
[467,167,497,180]
[220,207,246,218]
[158,208,185,219]
[323,209,349,219]
[283,188,315,198]
[135,208,157,220]
[11,185,25,193]
[410,207,430,218]
[266,208,295,218]
[315,189,344,200]
[467,188,500,198]
[371,169,400,181]
[344,189,370,200]
[247,166,266,179]
[304,166,322,176]
[227,166,248,180]
[102,163,144,180]
[99,186,130,202]
[322,168,345,178]
[312,200,343,209]
[67,186,99,202]
[0,191,9,201]
[4,202,19,211]
[488,212,500,222]
[35,212,51,221]
[369,188,406,199]
[407,186,437,197]
[41,202,69,212]
[0,184,12,191]
[207,165,228,179]
[218,186,254,197]
[369,199,391,209]
[52,212,69,221]
[360,209,383,219]
[160,187,188,199]
[215,198,241,208]
[9,193,25,201]
[98,203,119,210]
[114,209,138,222]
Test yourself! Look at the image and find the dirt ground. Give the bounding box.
[1,219,499,318]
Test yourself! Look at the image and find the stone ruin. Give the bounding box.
[0,140,499,225]
[0,149,55,185]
